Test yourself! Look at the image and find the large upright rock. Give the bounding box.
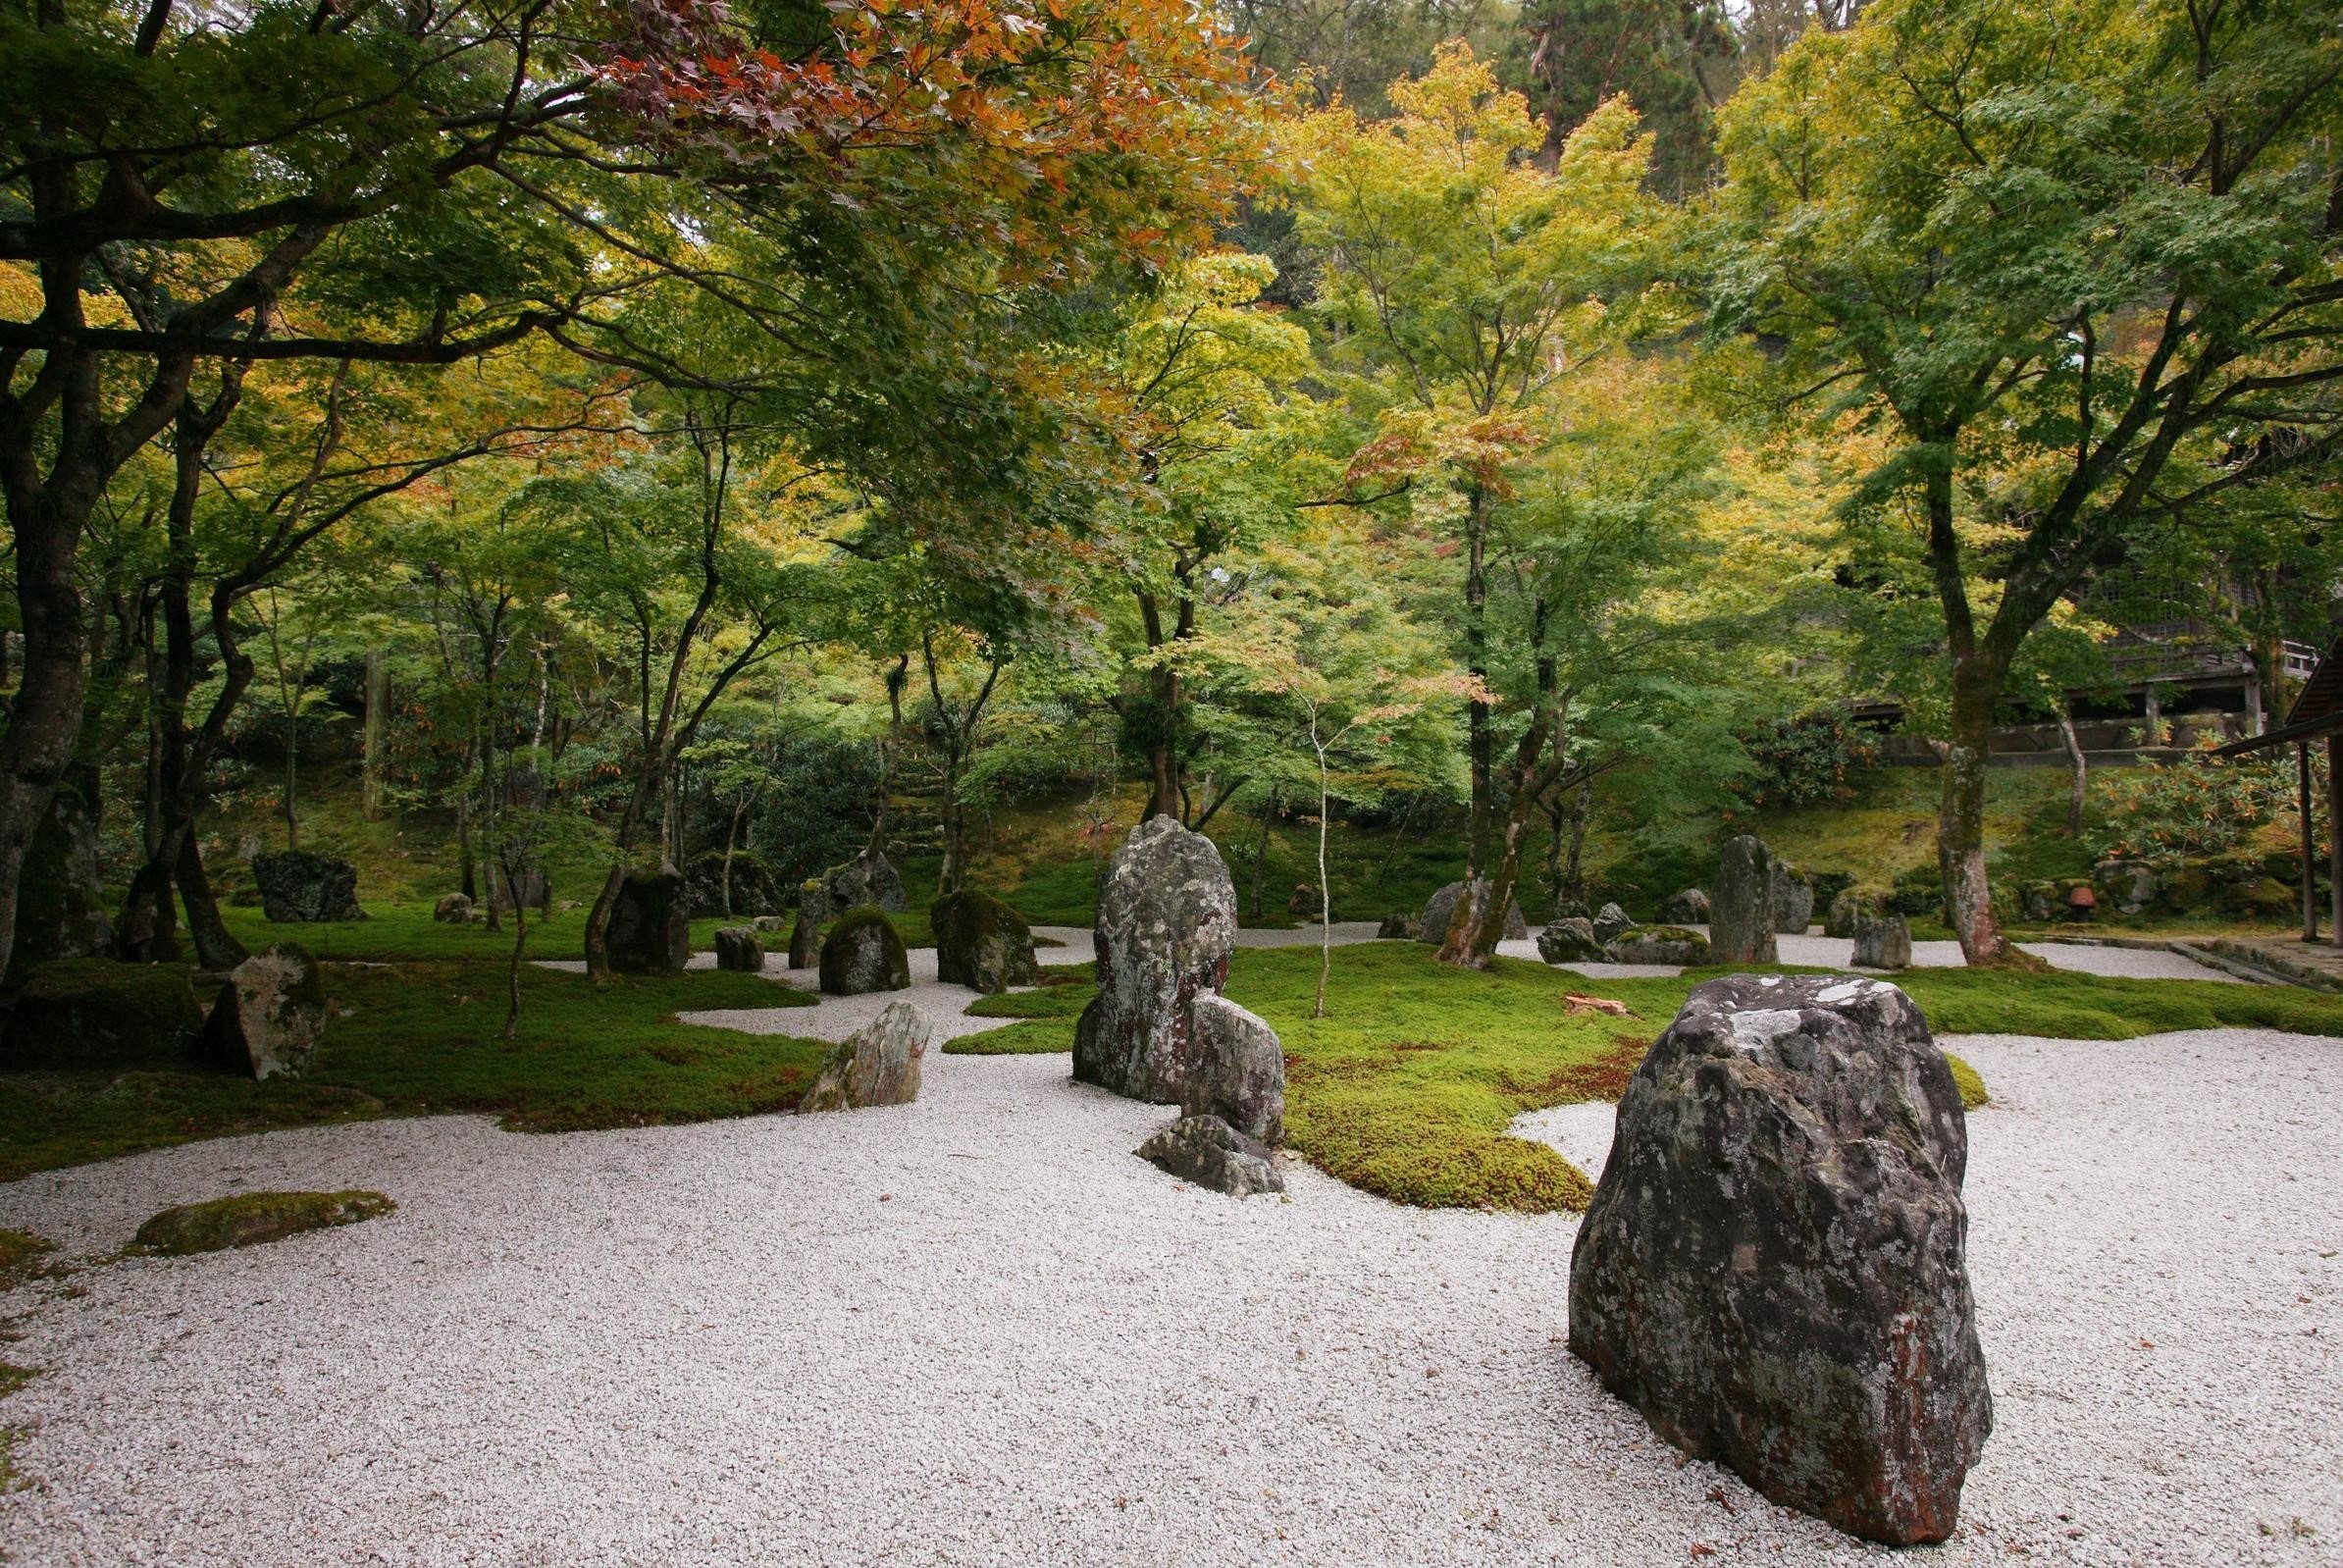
[1851,911,1913,970]
[606,870,690,976]
[819,909,911,996]
[1073,816,1237,1105]
[931,889,1039,994]
[1709,836,1779,966]
[252,851,365,923]
[1416,880,1527,945]
[787,912,819,970]
[1569,974,1991,1544]
[798,1001,930,1112]
[1184,993,1283,1143]
[202,944,328,1079]
[1770,861,1816,934]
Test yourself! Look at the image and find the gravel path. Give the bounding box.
[2,1021,2337,1566]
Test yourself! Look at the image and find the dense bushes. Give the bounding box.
[1731,711,1880,810]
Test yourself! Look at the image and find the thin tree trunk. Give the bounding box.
[1463,482,1492,878]
[1314,731,1334,1019]
[362,648,389,821]
[1248,792,1276,923]
[2057,702,2087,837]
[505,890,528,1039]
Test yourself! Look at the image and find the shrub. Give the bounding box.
[1731,710,1880,810]
[2088,742,2314,871]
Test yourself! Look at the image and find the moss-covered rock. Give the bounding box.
[134,1189,394,1256]
[818,908,910,996]
[1602,925,1711,965]
[3,960,205,1070]
[930,889,1038,994]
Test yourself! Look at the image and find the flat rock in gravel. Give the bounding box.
[1183,993,1283,1143]
[1570,972,1992,1545]
[1134,1113,1283,1197]
[1073,815,1236,1106]
[1602,925,1709,966]
[1710,835,1779,965]
[799,1000,931,1112]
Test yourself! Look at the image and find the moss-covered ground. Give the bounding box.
[0,961,820,1181]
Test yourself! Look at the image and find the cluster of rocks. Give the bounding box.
[4,941,329,1082]
[1570,973,1992,1544]
[798,1000,930,1113]
[1415,879,1527,946]
[1536,915,1711,967]
[1075,816,1285,1197]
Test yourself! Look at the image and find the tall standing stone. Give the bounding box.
[605,870,690,976]
[1710,836,1779,965]
[201,944,328,1079]
[1569,974,1991,1544]
[1073,816,1237,1105]
[10,762,112,975]
[1770,861,1816,934]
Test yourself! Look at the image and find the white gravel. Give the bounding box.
[1,1019,2338,1566]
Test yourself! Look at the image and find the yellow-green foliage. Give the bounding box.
[1945,1053,1988,1110]
[135,1190,393,1255]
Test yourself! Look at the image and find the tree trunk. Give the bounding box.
[175,836,244,970]
[455,780,478,902]
[1248,792,1275,923]
[1939,661,2019,966]
[0,492,102,985]
[1314,743,1333,1019]
[1463,482,1492,877]
[2057,703,2087,837]
[504,889,528,1040]
[362,648,389,821]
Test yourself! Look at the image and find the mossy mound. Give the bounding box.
[134,1189,394,1256]
[4,960,205,1070]
[817,908,910,996]
[930,889,1039,994]
[1944,1053,1989,1110]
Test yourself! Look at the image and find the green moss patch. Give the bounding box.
[0,1228,55,1290]
[1945,1053,1988,1109]
[135,1190,394,1255]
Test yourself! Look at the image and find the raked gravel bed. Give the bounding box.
[1,1023,2338,1566]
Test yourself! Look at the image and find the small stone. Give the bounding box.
[818,909,911,996]
[799,1001,930,1112]
[202,943,328,1079]
[1135,1114,1283,1197]
[433,892,474,924]
[136,1190,392,1255]
[1184,993,1283,1143]
[1536,917,1604,965]
[712,926,764,973]
[1592,903,1635,945]
[753,914,790,934]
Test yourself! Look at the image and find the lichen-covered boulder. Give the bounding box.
[1770,861,1815,934]
[1661,887,1710,925]
[1569,973,1992,1545]
[798,1001,930,1112]
[931,888,1039,994]
[202,944,327,1079]
[606,870,690,977]
[1603,925,1710,965]
[1135,1114,1283,1197]
[1072,816,1237,1106]
[818,908,911,996]
[1592,902,1635,945]
[2019,881,2060,923]
[802,848,906,922]
[753,914,790,934]
[1852,911,1913,970]
[1823,888,1879,940]
[1536,916,1604,965]
[787,913,819,970]
[433,892,475,924]
[1184,993,1283,1143]
[1376,911,1420,940]
[1416,880,1527,945]
[252,850,365,922]
[713,926,764,973]
[2,960,204,1070]
[1710,836,1779,965]
[2095,857,2158,915]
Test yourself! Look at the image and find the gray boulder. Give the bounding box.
[1603,925,1710,965]
[803,848,907,922]
[1823,888,1879,941]
[1135,1114,1283,1197]
[490,866,549,915]
[1710,836,1779,966]
[1661,887,1710,925]
[931,888,1038,994]
[2020,881,2059,923]
[252,851,365,923]
[202,944,328,1079]
[1376,912,1420,940]
[433,892,475,925]
[753,914,790,934]
[1417,880,1527,945]
[605,870,690,977]
[713,926,764,973]
[818,909,910,996]
[1536,917,1604,965]
[1185,993,1283,1143]
[798,1001,930,1112]
[1852,911,1913,970]
[1770,862,1815,934]
[1592,902,1635,945]
[2095,858,2157,915]
[787,913,818,970]
[1073,816,1237,1106]
[1569,974,1991,1544]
